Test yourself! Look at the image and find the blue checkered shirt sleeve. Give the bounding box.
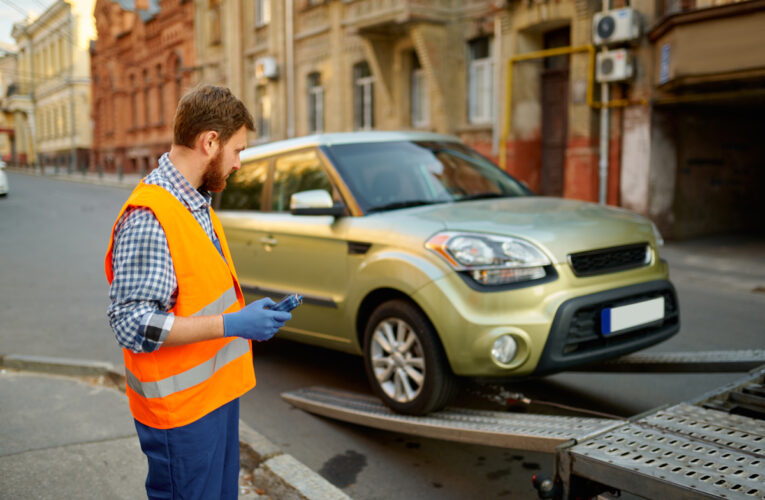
[107,207,177,353]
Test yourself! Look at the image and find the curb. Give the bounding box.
[0,353,351,500]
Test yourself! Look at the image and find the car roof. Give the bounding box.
[240,131,462,162]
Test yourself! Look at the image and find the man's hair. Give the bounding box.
[173,85,255,148]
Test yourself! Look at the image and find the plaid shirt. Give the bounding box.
[108,153,220,353]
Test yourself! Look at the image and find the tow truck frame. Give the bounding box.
[282,350,765,499]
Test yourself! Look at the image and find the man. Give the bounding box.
[105,85,291,499]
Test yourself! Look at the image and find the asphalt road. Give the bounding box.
[2,172,763,499]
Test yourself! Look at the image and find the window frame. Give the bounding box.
[467,36,494,125]
[353,62,374,131]
[269,147,339,213]
[410,65,429,128]
[255,0,271,27]
[307,72,324,134]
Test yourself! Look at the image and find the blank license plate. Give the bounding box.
[601,297,665,336]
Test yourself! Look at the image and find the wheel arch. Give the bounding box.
[355,288,453,374]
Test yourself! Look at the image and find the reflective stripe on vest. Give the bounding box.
[192,286,238,318]
[126,337,250,399]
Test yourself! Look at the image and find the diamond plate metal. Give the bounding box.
[281,386,621,453]
[567,404,765,498]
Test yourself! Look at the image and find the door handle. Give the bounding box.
[260,236,278,246]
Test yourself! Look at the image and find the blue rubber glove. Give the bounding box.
[223,297,292,342]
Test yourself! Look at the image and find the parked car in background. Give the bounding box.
[216,131,679,415]
[0,160,9,197]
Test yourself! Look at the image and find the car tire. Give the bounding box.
[363,299,458,415]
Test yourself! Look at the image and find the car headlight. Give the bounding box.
[426,232,551,286]
[651,222,664,247]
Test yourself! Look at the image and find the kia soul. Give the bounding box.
[216,131,679,415]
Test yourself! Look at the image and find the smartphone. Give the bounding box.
[270,293,303,312]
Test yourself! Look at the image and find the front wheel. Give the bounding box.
[363,300,457,415]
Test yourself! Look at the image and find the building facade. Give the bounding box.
[89,0,763,238]
[90,0,195,175]
[10,0,95,170]
[0,46,17,163]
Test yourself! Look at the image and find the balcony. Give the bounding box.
[341,0,453,33]
[649,0,765,90]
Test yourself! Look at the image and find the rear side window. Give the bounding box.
[217,159,268,211]
[271,150,334,212]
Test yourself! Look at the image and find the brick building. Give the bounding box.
[90,0,195,175]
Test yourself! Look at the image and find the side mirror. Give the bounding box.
[290,189,346,217]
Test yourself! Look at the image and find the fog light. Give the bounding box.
[491,335,518,365]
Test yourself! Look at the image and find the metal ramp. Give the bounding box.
[282,352,765,498]
[557,366,765,499]
[282,386,621,453]
[574,349,765,373]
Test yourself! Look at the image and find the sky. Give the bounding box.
[0,0,54,48]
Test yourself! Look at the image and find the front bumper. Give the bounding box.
[412,258,679,377]
[531,279,679,375]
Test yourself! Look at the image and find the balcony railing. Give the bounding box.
[341,0,453,31]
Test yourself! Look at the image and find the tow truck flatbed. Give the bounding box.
[282,351,765,499]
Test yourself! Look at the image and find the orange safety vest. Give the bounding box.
[105,182,255,429]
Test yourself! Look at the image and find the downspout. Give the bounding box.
[598,0,610,205]
[286,0,295,138]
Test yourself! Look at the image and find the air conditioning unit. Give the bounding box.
[593,8,641,46]
[255,57,278,80]
[596,49,634,83]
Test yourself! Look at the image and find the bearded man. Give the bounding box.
[105,85,291,499]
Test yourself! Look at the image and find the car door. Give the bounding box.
[251,148,354,350]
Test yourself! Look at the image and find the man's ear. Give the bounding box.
[199,131,220,156]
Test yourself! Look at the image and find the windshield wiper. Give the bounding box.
[457,192,509,201]
[366,200,443,213]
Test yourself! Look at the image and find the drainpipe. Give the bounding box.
[598,0,610,205]
[286,0,295,138]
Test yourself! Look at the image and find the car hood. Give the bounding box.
[382,197,656,264]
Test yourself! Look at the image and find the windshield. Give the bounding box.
[323,140,532,213]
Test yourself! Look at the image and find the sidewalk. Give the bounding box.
[0,354,351,500]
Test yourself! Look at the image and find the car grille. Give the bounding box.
[568,243,650,276]
[563,290,679,354]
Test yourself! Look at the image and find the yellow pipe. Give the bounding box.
[499,44,647,170]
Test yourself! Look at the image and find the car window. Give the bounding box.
[324,140,530,213]
[271,149,335,212]
[217,159,269,211]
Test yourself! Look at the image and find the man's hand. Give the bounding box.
[222,298,292,341]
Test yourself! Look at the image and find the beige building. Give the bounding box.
[196,0,763,238]
[10,0,95,169]
[0,46,17,163]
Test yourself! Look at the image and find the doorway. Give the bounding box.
[540,27,571,197]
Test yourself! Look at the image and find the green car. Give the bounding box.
[217,131,679,415]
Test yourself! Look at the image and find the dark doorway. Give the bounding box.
[540,27,571,197]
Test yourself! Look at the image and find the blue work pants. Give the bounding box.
[134,398,240,500]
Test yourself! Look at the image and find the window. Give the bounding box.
[467,37,494,125]
[130,75,137,128]
[156,65,164,125]
[271,150,334,212]
[410,53,429,128]
[255,0,270,27]
[217,160,268,211]
[143,70,150,126]
[353,61,374,130]
[209,0,222,45]
[255,85,270,141]
[307,72,323,134]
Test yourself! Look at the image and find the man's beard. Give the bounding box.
[201,149,227,192]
